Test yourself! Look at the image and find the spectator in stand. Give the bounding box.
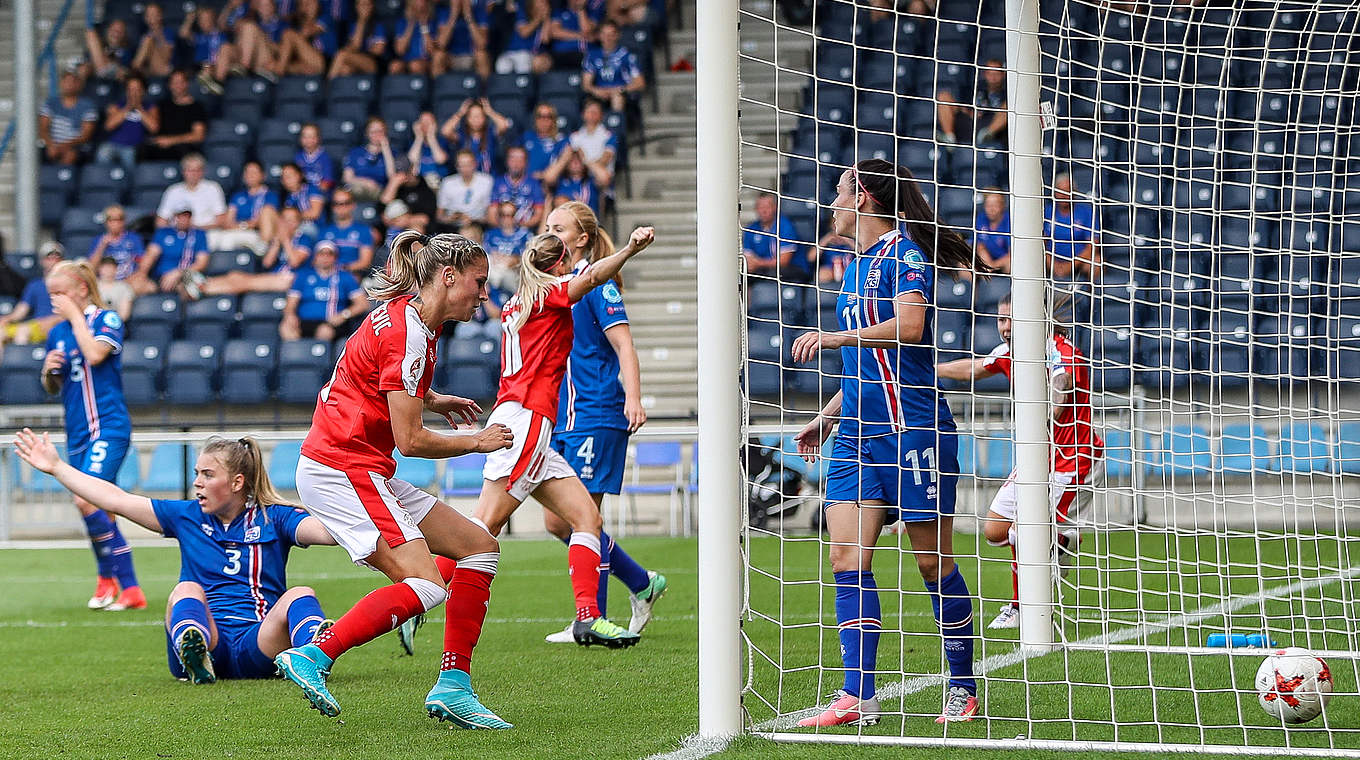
[82,19,135,81]
[381,199,427,244]
[550,148,604,215]
[139,204,210,294]
[131,3,176,79]
[226,161,281,253]
[974,190,1012,273]
[178,7,235,96]
[343,116,396,200]
[937,58,1007,147]
[495,0,551,75]
[523,103,570,182]
[436,0,491,78]
[318,189,376,275]
[1045,172,1100,279]
[440,97,510,175]
[280,240,367,341]
[226,0,287,79]
[272,0,339,78]
[381,157,438,231]
[96,256,135,322]
[742,191,803,280]
[327,0,387,78]
[407,111,451,184]
[569,98,618,189]
[489,145,546,229]
[482,199,529,293]
[142,69,207,161]
[279,162,327,224]
[39,70,98,166]
[181,206,314,299]
[607,0,651,26]
[389,0,446,75]
[0,244,64,348]
[86,205,145,281]
[814,229,854,284]
[436,149,494,231]
[546,0,592,70]
[155,153,237,247]
[582,20,644,114]
[295,123,336,192]
[96,74,158,171]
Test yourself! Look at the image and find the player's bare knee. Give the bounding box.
[828,545,861,574]
[171,580,205,597]
[571,509,603,535]
[915,554,942,584]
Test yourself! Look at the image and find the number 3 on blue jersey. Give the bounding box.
[223,547,242,575]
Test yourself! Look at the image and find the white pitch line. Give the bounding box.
[643,565,1360,760]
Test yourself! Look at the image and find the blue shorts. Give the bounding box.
[165,621,277,680]
[68,437,130,484]
[823,428,959,522]
[551,428,629,495]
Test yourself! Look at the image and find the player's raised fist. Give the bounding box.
[627,227,655,253]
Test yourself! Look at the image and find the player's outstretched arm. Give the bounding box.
[294,516,340,547]
[12,428,162,533]
[937,357,995,382]
[388,391,514,459]
[568,226,655,301]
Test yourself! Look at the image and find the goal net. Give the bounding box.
[729,0,1360,753]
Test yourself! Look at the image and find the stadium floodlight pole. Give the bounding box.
[1005,0,1055,654]
[694,0,743,740]
[15,0,39,254]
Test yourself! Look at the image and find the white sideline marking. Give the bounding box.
[0,614,698,629]
[642,565,1360,759]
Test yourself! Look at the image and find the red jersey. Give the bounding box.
[497,277,575,420]
[301,295,439,478]
[980,333,1105,474]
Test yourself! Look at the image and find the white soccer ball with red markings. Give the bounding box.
[1255,647,1333,724]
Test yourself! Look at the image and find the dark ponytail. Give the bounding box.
[854,159,988,278]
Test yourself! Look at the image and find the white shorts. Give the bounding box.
[295,454,439,565]
[989,459,1105,525]
[482,401,577,502]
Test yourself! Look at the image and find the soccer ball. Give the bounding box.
[1255,647,1333,724]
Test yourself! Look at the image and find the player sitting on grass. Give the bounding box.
[13,431,338,683]
[936,292,1105,629]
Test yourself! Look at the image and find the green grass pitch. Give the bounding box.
[1,532,1355,759]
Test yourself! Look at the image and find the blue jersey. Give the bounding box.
[290,267,362,322]
[193,30,227,63]
[491,174,545,226]
[88,232,145,280]
[318,221,375,267]
[456,128,499,175]
[150,499,310,628]
[230,187,279,225]
[46,307,132,456]
[556,263,629,432]
[555,175,600,214]
[1044,201,1099,261]
[583,45,641,89]
[295,148,335,189]
[482,226,531,258]
[974,210,1011,262]
[394,8,448,61]
[522,132,568,176]
[837,226,952,438]
[284,184,325,216]
[151,227,209,278]
[345,145,388,185]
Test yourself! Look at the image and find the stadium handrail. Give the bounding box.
[0,0,89,166]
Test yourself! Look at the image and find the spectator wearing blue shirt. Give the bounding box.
[39,70,98,165]
[327,0,388,78]
[974,191,1012,274]
[0,244,64,347]
[490,146,547,229]
[177,7,236,95]
[280,240,368,341]
[95,75,159,171]
[296,123,336,192]
[344,117,397,200]
[495,0,551,75]
[226,162,281,255]
[523,103,571,181]
[318,189,377,274]
[279,163,326,224]
[546,0,592,69]
[86,205,147,283]
[483,200,531,294]
[230,0,289,79]
[390,0,448,75]
[82,19,135,81]
[815,230,854,284]
[1044,173,1101,279]
[131,3,176,78]
[439,98,511,175]
[742,192,806,280]
[550,148,605,216]
[272,0,337,77]
[406,111,452,183]
[142,205,211,293]
[434,0,491,77]
[582,21,645,113]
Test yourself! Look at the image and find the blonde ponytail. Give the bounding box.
[51,260,106,310]
[510,233,569,331]
[367,230,488,301]
[201,436,297,508]
[557,200,621,290]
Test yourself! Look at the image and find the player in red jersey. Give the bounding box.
[275,230,519,729]
[937,292,1105,629]
[472,227,654,648]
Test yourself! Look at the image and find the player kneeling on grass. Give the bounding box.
[936,293,1105,630]
[13,432,337,684]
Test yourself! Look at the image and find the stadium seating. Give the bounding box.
[142,442,195,492]
[441,452,488,498]
[121,340,166,406]
[277,340,332,404]
[394,452,438,490]
[166,341,221,404]
[439,337,500,402]
[269,441,303,491]
[221,340,276,404]
[0,345,49,404]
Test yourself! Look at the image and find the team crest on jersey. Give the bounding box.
[865,268,882,289]
[602,282,623,303]
[105,312,123,329]
[244,526,261,541]
[200,523,213,536]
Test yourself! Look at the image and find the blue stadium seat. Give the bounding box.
[274,98,319,123]
[78,163,130,203]
[269,440,302,491]
[120,339,164,405]
[441,452,488,497]
[222,339,276,404]
[205,248,257,278]
[856,91,897,132]
[183,296,238,345]
[129,293,182,345]
[440,337,499,401]
[257,143,296,173]
[240,292,287,341]
[256,118,303,149]
[166,340,221,404]
[380,74,430,111]
[814,40,855,81]
[746,281,779,319]
[314,117,360,149]
[225,75,274,108]
[329,75,378,108]
[205,157,244,192]
[0,344,48,404]
[937,187,975,227]
[132,162,180,195]
[482,73,531,101]
[1155,426,1211,477]
[40,166,77,227]
[1219,423,1273,475]
[1337,422,1360,474]
[746,322,782,363]
[277,339,331,404]
[275,76,324,115]
[143,442,195,492]
[115,445,141,491]
[394,451,438,489]
[788,343,840,394]
[853,132,895,164]
[206,119,255,150]
[1278,422,1330,474]
[978,432,1012,479]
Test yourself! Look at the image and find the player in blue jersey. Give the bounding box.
[790,159,987,726]
[539,200,667,644]
[14,431,338,684]
[40,261,146,612]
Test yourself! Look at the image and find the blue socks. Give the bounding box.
[83,510,139,590]
[833,570,882,699]
[286,594,326,646]
[925,565,976,693]
[169,597,211,644]
[604,531,651,595]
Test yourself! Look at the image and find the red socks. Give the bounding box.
[441,567,493,673]
[568,532,603,621]
[315,582,423,660]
